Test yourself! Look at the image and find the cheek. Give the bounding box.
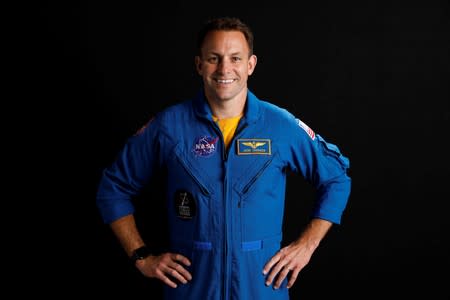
[202,65,215,75]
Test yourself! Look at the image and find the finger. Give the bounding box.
[164,265,189,284]
[265,261,286,286]
[262,252,282,275]
[173,254,191,267]
[156,269,178,288]
[274,266,292,289]
[169,263,192,282]
[287,268,300,288]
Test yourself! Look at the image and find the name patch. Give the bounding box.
[237,139,271,155]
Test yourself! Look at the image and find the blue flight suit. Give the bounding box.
[96,90,351,300]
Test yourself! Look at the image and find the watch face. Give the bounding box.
[132,246,150,260]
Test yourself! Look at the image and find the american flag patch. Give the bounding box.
[296,119,315,140]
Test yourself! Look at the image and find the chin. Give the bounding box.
[215,93,235,102]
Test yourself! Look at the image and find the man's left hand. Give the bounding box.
[262,240,316,289]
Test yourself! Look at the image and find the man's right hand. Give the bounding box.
[135,253,192,288]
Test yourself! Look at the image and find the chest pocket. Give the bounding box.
[173,143,213,196]
[233,151,279,197]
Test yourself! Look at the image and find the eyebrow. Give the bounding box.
[208,51,243,56]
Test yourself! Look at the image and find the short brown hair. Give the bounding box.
[197,17,254,56]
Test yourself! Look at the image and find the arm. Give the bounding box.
[263,218,332,289]
[97,118,192,287]
[110,214,192,288]
[263,116,351,289]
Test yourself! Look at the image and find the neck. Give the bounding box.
[206,90,247,119]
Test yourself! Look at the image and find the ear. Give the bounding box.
[195,56,203,75]
[247,54,257,76]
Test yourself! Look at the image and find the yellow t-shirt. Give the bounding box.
[212,114,243,149]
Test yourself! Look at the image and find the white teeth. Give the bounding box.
[217,79,234,84]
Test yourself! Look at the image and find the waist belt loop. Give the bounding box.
[242,234,282,252]
[242,240,262,251]
[193,241,212,250]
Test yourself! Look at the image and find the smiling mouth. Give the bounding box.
[215,79,235,84]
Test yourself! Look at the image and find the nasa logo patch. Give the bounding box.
[192,136,219,157]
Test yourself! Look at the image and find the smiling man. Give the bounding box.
[195,28,256,119]
[96,16,351,300]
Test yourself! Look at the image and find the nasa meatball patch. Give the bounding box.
[192,136,219,157]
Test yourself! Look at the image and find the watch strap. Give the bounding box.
[130,246,151,263]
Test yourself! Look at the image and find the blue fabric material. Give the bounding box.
[96,90,351,299]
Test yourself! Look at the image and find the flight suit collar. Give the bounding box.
[193,89,261,124]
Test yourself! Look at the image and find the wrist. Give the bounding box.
[129,245,151,264]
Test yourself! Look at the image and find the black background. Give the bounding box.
[20,0,449,299]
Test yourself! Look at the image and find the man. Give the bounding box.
[96,16,351,300]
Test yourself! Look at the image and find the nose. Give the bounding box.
[217,58,232,74]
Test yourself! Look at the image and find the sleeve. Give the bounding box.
[285,116,351,224]
[96,117,163,224]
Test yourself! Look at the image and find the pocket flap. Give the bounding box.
[174,143,213,195]
[233,151,278,195]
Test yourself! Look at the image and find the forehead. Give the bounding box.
[200,30,249,55]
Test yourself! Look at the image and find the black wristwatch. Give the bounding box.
[130,246,151,264]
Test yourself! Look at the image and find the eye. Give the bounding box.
[207,56,218,64]
[232,56,242,62]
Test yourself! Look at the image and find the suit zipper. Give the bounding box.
[209,121,228,300]
[212,120,248,299]
[176,156,211,196]
[241,155,274,194]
